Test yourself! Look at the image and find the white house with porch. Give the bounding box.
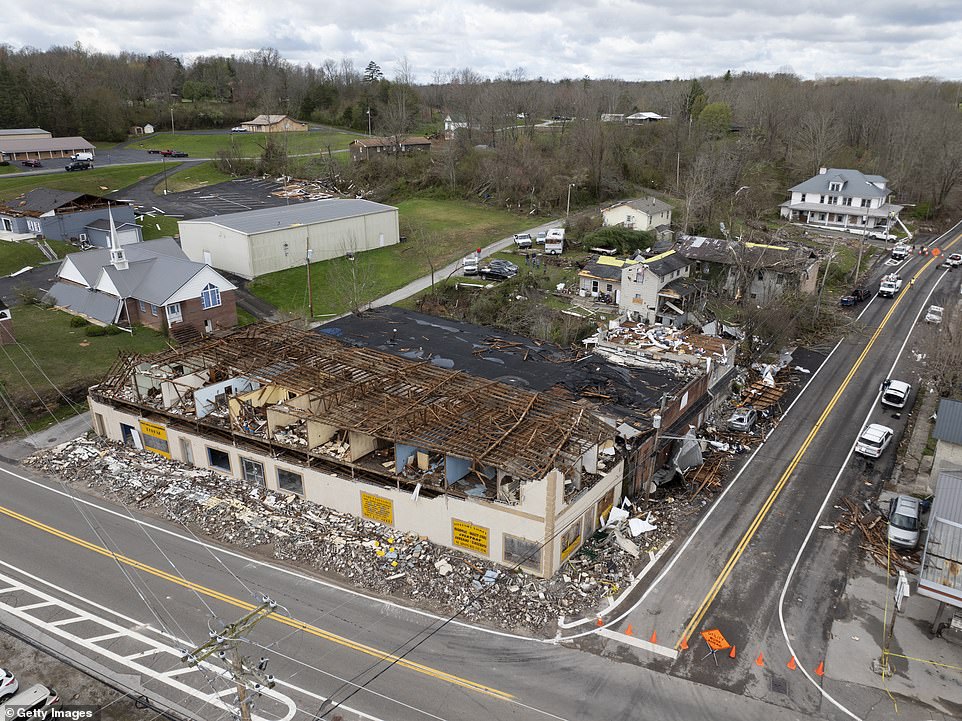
[780,168,905,238]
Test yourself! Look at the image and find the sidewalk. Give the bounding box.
[0,412,91,463]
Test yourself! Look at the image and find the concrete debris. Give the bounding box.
[23,436,638,634]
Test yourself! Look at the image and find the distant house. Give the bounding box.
[578,255,641,304]
[626,112,666,124]
[602,197,673,239]
[143,123,155,134]
[443,114,469,139]
[0,189,140,244]
[676,235,820,306]
[46,226,237,341]
[779,167,903,237]
[239,115,309,133]
[601,113,625,123]
[931,399,962,484]
[178,199,400,280]
[0,135,94,162]
[619,250,698,326]
[350,136,432,162]
[0,299,13,345]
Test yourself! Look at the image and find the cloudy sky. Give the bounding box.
[8,1,962,81]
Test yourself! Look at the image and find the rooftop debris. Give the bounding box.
[24,436,646,634]
[833,497,919,574]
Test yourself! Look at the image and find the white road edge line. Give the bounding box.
[595,627,679,659]
[777,258,953,721]
[557,329,848,643]
[0,465,544,644]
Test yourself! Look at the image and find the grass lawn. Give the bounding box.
[132,131,355,158]
[248,198,533,317]
[0,239,80,276]
[139,214,181,240]
[0,305,169,408]
[154,161,233,194]
[0,165,18,175]
[0,163,179,202]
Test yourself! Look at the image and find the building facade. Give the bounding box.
[87,324,625,578]
[350,136,432,162]
[602,198,673,235]
[618,250,694,325]
[779,167,903,236]
[239,115,309,133]
[0,136,94,162]
[178,199,401,279]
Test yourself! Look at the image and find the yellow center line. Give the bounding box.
[0,504,513,701]
[677,237,959,648]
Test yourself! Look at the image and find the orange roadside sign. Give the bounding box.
[700,628,730,651]
[933,247,942,256]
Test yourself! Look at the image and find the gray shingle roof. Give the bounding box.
[933,399,962,446]
[0,128,49,136]
[580,257,624,282]
[645,250,689,277]
[610,197,673,216]
[179,199,397,235]
[46,282,121,325]
[788,169,889,198]
[64,238,185,286]
[0,188,86,215]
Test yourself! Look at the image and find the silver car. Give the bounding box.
[727,407,758,433]
[887,495,922,550]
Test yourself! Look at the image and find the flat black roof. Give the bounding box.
[321,307,688,429]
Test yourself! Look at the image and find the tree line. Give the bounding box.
[2,43,961,224]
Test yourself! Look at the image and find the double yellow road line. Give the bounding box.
[678,243,955,647]
[0,502,512,701]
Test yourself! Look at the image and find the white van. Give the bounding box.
[70,152,93,161]
[0,683,61,718]
[887,495,921,549]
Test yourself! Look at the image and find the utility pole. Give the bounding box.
[566,183,575,219]
[170,106,175,135]
[814,239,836,321]
[182,597,278,721]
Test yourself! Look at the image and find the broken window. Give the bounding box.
[241,457,266,486]
[278,468,304,495]
[503,534,542,573]
[207,447,231,472]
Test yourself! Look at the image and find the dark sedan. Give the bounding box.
[21,159,42,168]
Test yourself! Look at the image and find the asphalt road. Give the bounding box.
[0,460,813,721]
[597,224,962,719]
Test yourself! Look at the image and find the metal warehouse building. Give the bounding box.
[177,199,400,279]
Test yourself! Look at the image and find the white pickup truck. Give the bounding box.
[878,273,902,298]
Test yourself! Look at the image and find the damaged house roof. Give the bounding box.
[321,307,691,433]
[96,322,616,480]
[676,235,817,271]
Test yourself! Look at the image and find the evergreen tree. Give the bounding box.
[363,61,383,83]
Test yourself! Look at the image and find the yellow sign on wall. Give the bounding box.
[138,419,170,458]
[360,492,394,525]
[452,519,490,555]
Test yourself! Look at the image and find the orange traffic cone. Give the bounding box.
[787,656,797,670]
[815,661,825,677]
[625,624,634,636]
[679,636,689,651]
[596,617,604,627]
[755,653,764,667]
[649,630,657,644]
[729,645,736,659]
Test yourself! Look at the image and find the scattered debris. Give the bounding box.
[834,496,919,573]
[24,436,640,634]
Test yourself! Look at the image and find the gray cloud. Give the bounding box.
[6,0,962,80]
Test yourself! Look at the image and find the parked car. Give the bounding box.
[146,149,163,154]
[855,423,894,458]
[887,494,922,549]
[0,668,18,703]
[462,254,479,276]
[880,379,912,409]
[64,160,92,172]
[535,231,547,245]
[925,305,944,324]
[70,152,93,161]
[840,287,872,306]
[159,149,177,156]
[0,683,61,718]
[727,406,758,433]
[169,151,189,158]
[487,259,518,274]
[947,253,962,268]
[20,159,42,168]
[479,266,517,281]
[230,126,248,133]
[514,233,533,249]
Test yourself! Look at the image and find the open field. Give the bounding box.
[0,163,179,202]
[153,161,234,194]
[248,197,533,317]
[0,305,169,406]
[139,214,181,240]
[131,131,356,157]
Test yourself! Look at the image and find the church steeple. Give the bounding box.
[107,205,128,271]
